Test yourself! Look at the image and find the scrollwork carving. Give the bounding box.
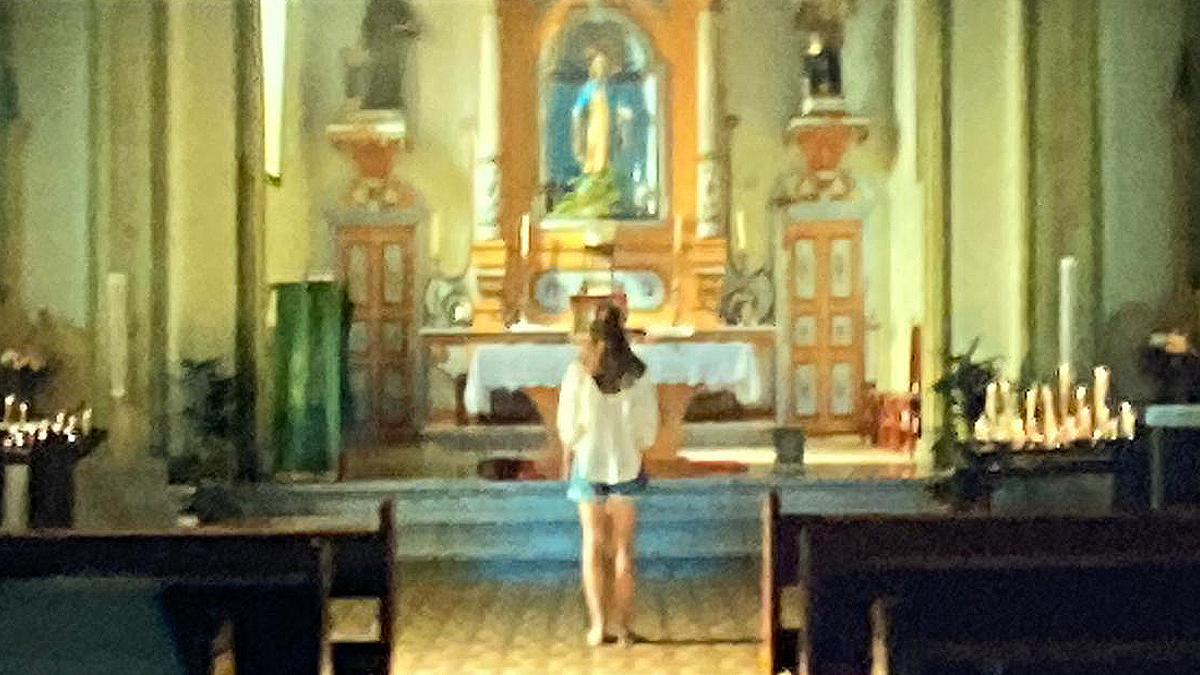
[721,258,774,326]
[424,275,474,329]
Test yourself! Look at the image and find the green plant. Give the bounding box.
[169,359,236,485]
[926,340,1000,510]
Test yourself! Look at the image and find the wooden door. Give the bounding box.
[338,226,417,443]
[784,220,865,434]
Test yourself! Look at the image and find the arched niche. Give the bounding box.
[537,4,667,227]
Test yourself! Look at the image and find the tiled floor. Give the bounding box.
[333,561,766,674]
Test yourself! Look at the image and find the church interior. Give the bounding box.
[3,0,1200,673]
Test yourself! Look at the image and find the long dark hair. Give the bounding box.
[590,304,647,394]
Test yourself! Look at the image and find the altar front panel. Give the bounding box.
[422,329,776,428]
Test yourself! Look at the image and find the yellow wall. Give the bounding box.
[949,0,1028,375]
[165,1,237,365]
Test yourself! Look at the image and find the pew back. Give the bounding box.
[761,491,1200,675]
[0,500,397,675]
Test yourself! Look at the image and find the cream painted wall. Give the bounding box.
[165,1,237,364]
[264,0,313,284]
[285,0,482,282]
[11,0,91,328]
[723,0,801,274]
[949,0,1027,376]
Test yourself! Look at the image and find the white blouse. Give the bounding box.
[557,360,659,484]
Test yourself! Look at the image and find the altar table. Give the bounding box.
[463,343,761,476]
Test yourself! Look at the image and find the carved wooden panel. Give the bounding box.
[337,225,418,443]
[784,220,864,434]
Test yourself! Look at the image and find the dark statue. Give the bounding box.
[346,0,419,111]
[794,0,854,100]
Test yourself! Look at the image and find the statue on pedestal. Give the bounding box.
[793,0,855,115]
[344,0,419,112]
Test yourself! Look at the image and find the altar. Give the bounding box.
[463,341,761,474]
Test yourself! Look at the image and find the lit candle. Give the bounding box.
[735,210,747,252]
[1074,386,1087,419]
[81,409,93,435]
[1024,388,1037,435]
[429,212,442,260]
[1011,418,1026,448]
[673,214,684,255]
[1040,385,1058,448]
[973,416,991,443]
[1119,402,1136,440]
[1093,365,1110,428]
[18,403,27,425]
[66,415,77,432]
[1078,404,1092,440]
[1057,364,1072,422]
[519,213,531,258]
[985,382,999,423]
[3,395,12,425]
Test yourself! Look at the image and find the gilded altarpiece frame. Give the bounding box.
[470,0,727,331]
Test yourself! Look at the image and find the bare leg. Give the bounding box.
[607,497,638,642]
[578,501,607,646]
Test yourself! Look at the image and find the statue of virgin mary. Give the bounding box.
[553,51,627,218]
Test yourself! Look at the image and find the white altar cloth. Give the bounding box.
[464,342,762,416]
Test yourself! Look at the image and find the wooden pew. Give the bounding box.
[0,500,397,675]
[761,491,1200,675]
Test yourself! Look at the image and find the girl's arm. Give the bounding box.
[635,375,660,451]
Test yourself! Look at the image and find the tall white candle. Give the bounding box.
[429,212,442,260]
[519,213,531,258]
[1059,256,1077,367]
[673,214,684,255]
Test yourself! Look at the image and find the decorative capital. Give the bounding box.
[786,115,869,201]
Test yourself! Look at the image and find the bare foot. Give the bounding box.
[586,626,605,647]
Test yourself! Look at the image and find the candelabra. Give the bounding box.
[971,365,1136,450]
[2,394,95,451]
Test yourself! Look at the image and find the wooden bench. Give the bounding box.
[0,500,397,675]
[761,491,1200,675]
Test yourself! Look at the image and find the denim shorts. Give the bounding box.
[567,468,648,503]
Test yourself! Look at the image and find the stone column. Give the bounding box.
[696,6,724,239]
[474,2,501,242]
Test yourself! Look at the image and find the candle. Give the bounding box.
[81,409,93,435]
[673,214,684,255]
[431,212,446,259]
[1024,388,1037,435]
[1119,402,1136,440]
[1074,385,1087,418]
[18,403,27,425]
[1011,418,1026,448]
[985,382,999,423]
[973,416,991,443]
[1041,385,1058,448]
[1077,404,1092,440]
[519,213,531,258]
[1059,256,1076,366]
[1093,365,1110,427]
[1057,364,1072,422]
[735,210,747,252]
